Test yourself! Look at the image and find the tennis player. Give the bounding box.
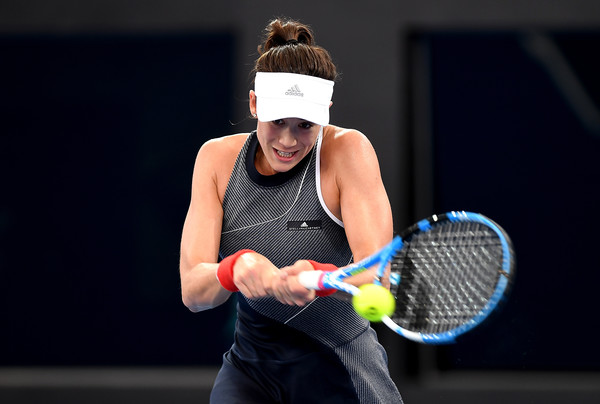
[180,18,403,403]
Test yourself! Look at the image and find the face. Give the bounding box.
[254,118,320,175]
[249,90,321,175]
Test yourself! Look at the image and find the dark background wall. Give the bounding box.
[1,32,236,366]
[1,1,599,403]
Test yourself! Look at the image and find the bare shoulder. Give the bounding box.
[195,133,248,172]
[193,133,249,200]
[321,125,377,165]
[198,133,249,158]
[323,125,370,145]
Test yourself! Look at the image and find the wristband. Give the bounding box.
[307,260,338,297]
[217,249,254,292]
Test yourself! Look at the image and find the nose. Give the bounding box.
[278,128,298,148]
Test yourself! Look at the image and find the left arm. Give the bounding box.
[332,129,394,285]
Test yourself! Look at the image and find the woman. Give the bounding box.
[180,18,403,403]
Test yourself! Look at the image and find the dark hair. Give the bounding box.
[254,18,338,82]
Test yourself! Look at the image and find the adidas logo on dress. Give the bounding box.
[285,85,304,97]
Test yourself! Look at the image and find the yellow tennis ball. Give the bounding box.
[352,284,395,322]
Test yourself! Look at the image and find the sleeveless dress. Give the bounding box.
[211,130,403,403]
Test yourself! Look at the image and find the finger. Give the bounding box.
[286,276,316,305]
[274,278,305,305]
[291,290,315,306]
[271,272,295,305]
[285,260,314,275]
[238,275,265,299]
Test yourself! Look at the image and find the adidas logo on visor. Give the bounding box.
[285,85,304,97]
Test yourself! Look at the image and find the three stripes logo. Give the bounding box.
[285,84,304,97]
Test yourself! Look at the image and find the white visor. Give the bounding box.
[254,72,334,126]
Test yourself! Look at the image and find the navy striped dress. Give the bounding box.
[211,130,403,403]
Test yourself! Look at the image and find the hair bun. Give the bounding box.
[259,18,314,53]
[254,17,337,82]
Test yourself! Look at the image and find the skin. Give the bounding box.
[179,89,393,312]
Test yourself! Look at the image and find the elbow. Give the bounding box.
[180,269,230,312]
[180,275,212,312]
[181,290,227,313]
[182,296,200,312]
[187,305,204,313]
[182,294,210,313]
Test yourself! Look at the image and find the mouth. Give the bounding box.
[274,148,298,161]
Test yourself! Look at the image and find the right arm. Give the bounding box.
[179,139,231,312]
[179,135,287,312]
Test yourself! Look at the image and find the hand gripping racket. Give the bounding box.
[298,211,515,344]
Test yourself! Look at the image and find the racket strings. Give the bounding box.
[390,222,503,335]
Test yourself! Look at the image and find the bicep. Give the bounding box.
[180,145,224,273]
[337,134,393,262]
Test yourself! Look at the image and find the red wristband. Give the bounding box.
[307,260,338,297]
[217,249,254,292]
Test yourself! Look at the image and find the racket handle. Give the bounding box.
[297,270,325,290]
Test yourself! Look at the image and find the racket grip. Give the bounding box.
[297,270,325,290]
[304,261,338,297]
[298,270,337,297]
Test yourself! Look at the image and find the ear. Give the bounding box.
[329,101,333,108]
[249,90,257,117]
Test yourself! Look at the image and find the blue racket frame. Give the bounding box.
[303,211,514,344]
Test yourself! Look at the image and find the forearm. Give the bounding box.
[180,262,231,312]
[180,250,281,311]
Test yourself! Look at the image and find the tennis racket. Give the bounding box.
[298,211,515,344]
